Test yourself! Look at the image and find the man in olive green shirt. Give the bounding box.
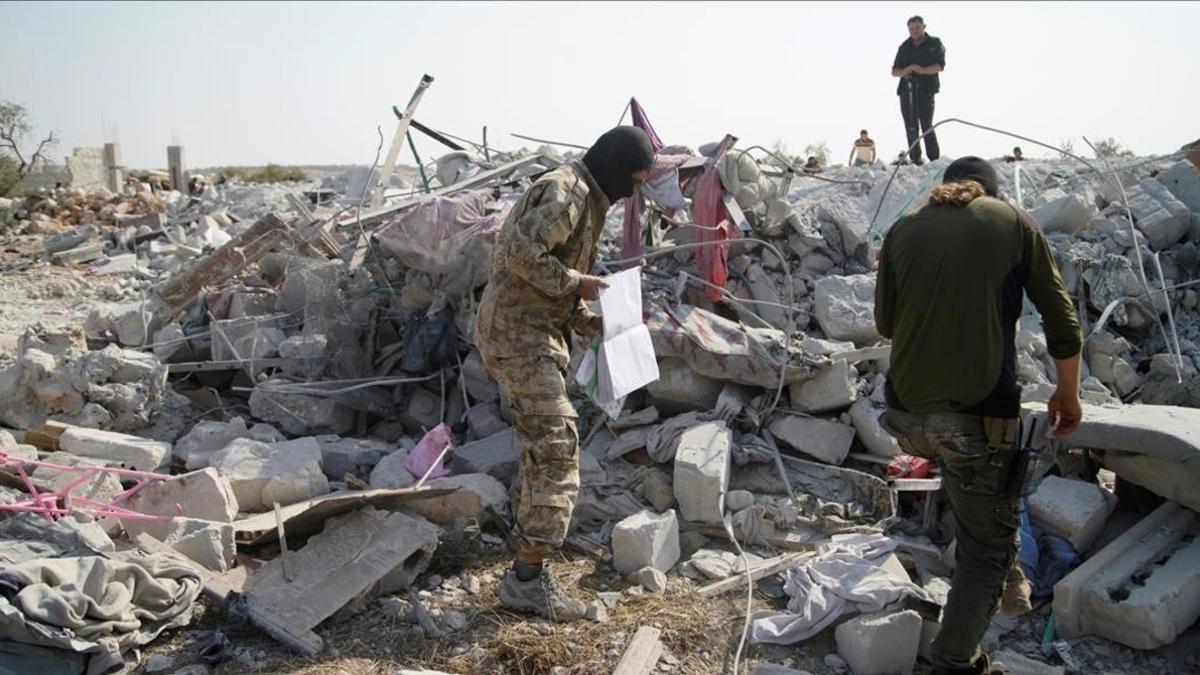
[875,157,1083,675]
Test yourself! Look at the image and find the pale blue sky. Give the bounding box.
[2,1,1197,170]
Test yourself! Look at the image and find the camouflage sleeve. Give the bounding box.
[506,180,585,298]
[568,298,599,335]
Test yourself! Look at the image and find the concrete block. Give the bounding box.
[278,334,327,378]
[58,427,169,471]
[1128,178,1191,251]
[646,358,724,415]
[465,402,507,440]
[1156,161,1200,212]
[173,416,282,470]
[317,435,390,481]
[462,350,499,403]
[768,414,854,465]
[227,291,278,320]
[114,309,154,347]
[126,517,235,572]
[449,428,519,487]
[1053,502,1200,649]
[406,473,509,525]
[725,489,755,512]
[209,438,329,512]
[990,650,1064,675]
[1031,194,1095,235]
[612,508,681,574]
[789,359,856,413]
[834,609,921,675]
[850,399,901,458]
[32,452,123,503]
[126,467,238,522]
[151,324,193,364]
[673,422,731,525]
[249,387,355,436]
[402,387,443,433]
[813,274,879,343]
[110,349,161,383]
[369,446,414,489]
[1028,475,1115,552]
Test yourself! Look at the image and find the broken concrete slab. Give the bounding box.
[1054,501,1200,649]
[173,416,283,470]
[317,435,391,481]
[673,421,732,525]
[465,402,507,441]
[612,508,681,574]
[1031,193,1095,235]
[244,506,438,639]
[788,359,856,414]
[125,517,235,572]
[58,426,170,471]
[1127,178,1192,251]
[849,399,901,458]
[1156,161,1200,212]
[210,317,286,362]
[646,357,724,415]
[769,414,855,465]
[449,427,518,487]
[209,438,329,512]
[834,609,921,675]
[125,467,238,523]
[1027,476,1115,552]
[31,452,123,504]
[405,473,509,525]
[813,274,879,343]
[369,445,414,489]
[249,387,355,437]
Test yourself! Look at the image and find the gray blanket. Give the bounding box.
[0,551,201,675]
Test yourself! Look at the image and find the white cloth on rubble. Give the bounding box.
[0,552,202,675]
[750,533,933,644]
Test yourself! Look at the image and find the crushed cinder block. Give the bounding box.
[672,421,731,525]
[1127,178,1192,251]
[58,427,169,471]
[834,609,921,675]
[1054,501,1200,650]
[849,399,901,457]
[406,473,509,525]
[173,416,283,470]
[278,334,328,378]
[768,414,854,465]
[646,357,724,415]
[210,317,285,361]
[209,438,329,512]
[789,359,856,413]
[813,274,879,343]
[449,428,518,486]
[612,508,681,574]
[1027,475,1115,552]
[151,324,193,364]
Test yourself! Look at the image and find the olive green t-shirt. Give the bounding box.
[875,196,1082,416]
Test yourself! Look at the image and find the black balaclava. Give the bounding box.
[943,156,1000,197]
[582,126,655,202]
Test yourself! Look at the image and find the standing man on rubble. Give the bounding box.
[875,157,1083,675]
[475,126,654,622]
[892,15,945,165]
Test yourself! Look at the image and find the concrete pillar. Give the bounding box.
[168,145,187,191]
[103,143,123,192]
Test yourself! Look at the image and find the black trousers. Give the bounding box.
[900,84,940,162]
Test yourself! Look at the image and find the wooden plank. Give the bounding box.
[132,533,323,655]
[613,626,663,675]
[696,552,811,598]
[22,421,73,451]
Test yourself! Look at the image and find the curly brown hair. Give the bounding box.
[930,180,986,206]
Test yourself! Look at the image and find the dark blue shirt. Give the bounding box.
[893,35,946,96]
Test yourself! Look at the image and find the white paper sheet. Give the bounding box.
[595,267,660,402]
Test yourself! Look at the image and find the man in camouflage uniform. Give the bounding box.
[475,126,654,621]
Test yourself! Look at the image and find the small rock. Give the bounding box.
[427,574,444,589]
[441,609,469,631]
[586,602,609,623]
[625,585,645,597]
[463,574,481,595]
[533,620,554,635]
[725,489,755,512]
[824,653,850,673]
[632,566,668,593]
[598,591,623,608]
[144,654,174,673]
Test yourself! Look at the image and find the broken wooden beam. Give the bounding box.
[155,212,296,317]
[696,551,812,598]
[22,421,73,451]
[613,626,663,675]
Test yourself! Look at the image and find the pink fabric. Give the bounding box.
[404,423,453,480]
[621,98,667,264]
[693,137,737,302]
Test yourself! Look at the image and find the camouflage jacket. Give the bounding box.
[475,160,611,364]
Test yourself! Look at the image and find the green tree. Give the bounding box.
[0,101,58,195]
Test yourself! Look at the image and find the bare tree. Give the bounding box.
[0,101,59,177]
[1091,137,1134,159]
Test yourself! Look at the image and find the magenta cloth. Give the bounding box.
[621,98,668,264]
[404,423,453,480]
[694,138,737,302]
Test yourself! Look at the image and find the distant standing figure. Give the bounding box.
[892,15,945,165]
[1004,147,1024,163]
[803,155,823,173]
[849,130,877,167]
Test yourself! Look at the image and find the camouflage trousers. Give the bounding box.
[882,409,1022,671]
[478,350,580,557]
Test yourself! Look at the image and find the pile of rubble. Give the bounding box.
[0,112,1198,675]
